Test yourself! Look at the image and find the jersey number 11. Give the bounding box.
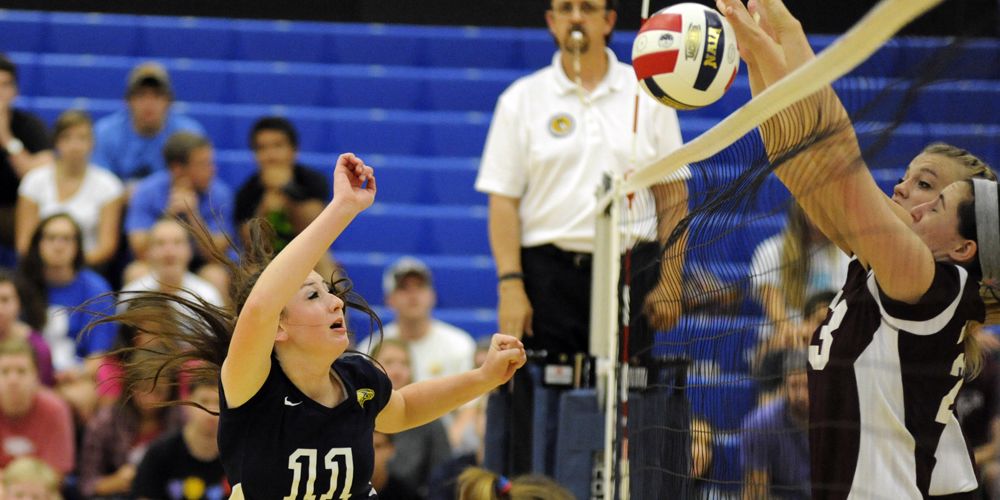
[284,448,355,500]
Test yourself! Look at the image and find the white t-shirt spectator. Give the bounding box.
[120,272,224,311]
[382,320,476,383]
[18,164,123,253]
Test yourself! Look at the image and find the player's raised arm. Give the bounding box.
[221,153,376,408]
[720,0,936,303]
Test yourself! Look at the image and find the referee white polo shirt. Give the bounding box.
[476,48,689,254]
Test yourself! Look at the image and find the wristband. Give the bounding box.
[498,272,524,282]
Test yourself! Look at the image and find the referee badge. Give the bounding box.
[548,113,575,138]
[357,388,375,408]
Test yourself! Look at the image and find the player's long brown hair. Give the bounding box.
[85,216,381,415]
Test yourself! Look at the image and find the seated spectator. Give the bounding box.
[15,110,124,269]
[371,432,422,500]
[235,116,335,277]
[124,132,233,297]
[380,257,475,382]
[95,308,172,407]
[457,467,573,500]
[741,349,810,500]
[372,338,451,497]
[0,268,54,387]
[18,214,116,375]
[2,457,63,500]
[750,202,847,339]
[956,348,1000,498]
[0,53,54,265]
[448,337,490,455]
[92,62,205,186]
[0,338,74,476]
[132,377,228,500]
[754,291,834,405]
[121,217,225,308]
[691,417,714,499]
[78,353,183,498]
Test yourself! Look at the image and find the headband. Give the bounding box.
[972,178,1000,289]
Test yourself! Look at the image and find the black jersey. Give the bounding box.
[808,259,985,499]
[219,354,392,499]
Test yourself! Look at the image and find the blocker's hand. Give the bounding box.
[479,334,527,386]
[715,0,813,95]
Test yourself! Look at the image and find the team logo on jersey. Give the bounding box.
[357,388,375,408]
[548,113,574,138]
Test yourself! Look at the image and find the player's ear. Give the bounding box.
[949,239,977,265]
[275,321,289,342]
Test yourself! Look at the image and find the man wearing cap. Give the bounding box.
[92,62,205,186]
[0,54,53,263]
[379,257,476,383]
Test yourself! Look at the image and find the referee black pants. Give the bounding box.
[485,242,680,479]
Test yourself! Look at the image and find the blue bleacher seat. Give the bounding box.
[166,61,234,104]
[328,70,426,110]
[329,115,426,155]
[519,34,557,70]
[424,72,514,112]
[423,29,521,69]
[0,11,46,53]
[231,64,330,106]
[34,55,127,100]
[425,117,490,156]
[327,27,421,66]
[334,207,430,254]
[427,212,489,254]
[233,20,328,64]
[139,17,235,60]
[336,252,496,310]
[425,167,485,206]
[46,13,139,56]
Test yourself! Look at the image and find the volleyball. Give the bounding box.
[632,3,740,110]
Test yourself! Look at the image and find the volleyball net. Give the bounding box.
[591,0,998,497]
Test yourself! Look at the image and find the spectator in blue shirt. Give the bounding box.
[92,62,204,187]
[17,212,117,425]
[741,349,811,500]
[124,132,233,301]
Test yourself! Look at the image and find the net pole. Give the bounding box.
[593,173,623,500]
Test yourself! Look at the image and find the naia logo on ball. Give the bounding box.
[631,2,740,110]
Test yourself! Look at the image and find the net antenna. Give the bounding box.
[592,0,946,497]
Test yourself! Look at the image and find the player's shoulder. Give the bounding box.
[336,354,383,383]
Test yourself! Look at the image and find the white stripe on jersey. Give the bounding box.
[846,268,978,498]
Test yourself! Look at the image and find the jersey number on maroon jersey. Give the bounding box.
[809,291,847,371]
[283,448,355,500]
[935,350,966,425]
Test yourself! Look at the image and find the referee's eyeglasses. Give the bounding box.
[551,1,608,17]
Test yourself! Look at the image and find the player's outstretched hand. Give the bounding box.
[479,334,527,385]
[716,0,812,93]
[332,152,376,214]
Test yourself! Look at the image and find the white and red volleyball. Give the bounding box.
[632,3,740,110]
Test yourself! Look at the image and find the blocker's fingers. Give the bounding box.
[759,0,815,70]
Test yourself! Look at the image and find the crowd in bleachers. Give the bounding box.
[0,6,997,500]
[0,51,500,498]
